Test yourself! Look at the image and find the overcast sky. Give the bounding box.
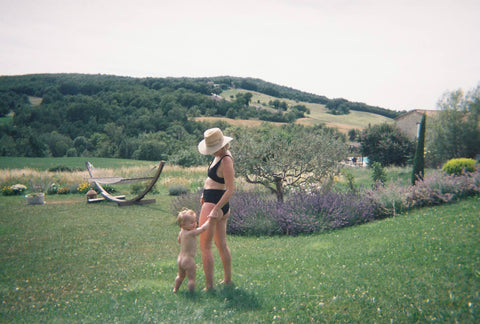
[1,0,479,111]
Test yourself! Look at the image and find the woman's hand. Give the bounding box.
[200,196,204,205]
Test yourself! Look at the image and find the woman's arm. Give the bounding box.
[209,155,235,217]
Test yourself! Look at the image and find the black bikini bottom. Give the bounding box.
[203,189,230,215]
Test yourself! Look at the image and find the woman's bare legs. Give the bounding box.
[214,213,232,285]
[199,203,215,290]
[199,203,232,289]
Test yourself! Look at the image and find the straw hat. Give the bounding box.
[198,128,233,155]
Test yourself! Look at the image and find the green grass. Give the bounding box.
[220,89,392,131]
[0,157,154,171]
[1,189,478,322]
[339,165,424,190]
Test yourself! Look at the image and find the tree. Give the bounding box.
[348,129,360,141]
[41,131,73,157]
[234,92,253,107]
[326,98,350,115]
[232,124,347,202]
[411,113,426,184]
[360,123,414,166]
[427,86,480,167]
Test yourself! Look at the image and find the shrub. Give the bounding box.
[102,184,116,194]
[1,184,27,196]
[442,158,476,175]
[171,170,480,236]
[48,165,73,172]
[57,187,70,195]
[1,186,14,196]
[130,183,144,195]
[170,190,202,216]
[364,181,411,218]
[130,183,159,195]
[228,192,282,236]
[365,170,480,215]
[47,183,59,195]
[168,184,189,196]
[228,191,375,236]
[371,162,387,185]
[77,181,91,194]
[341,169,356,192]
[409,170,480,207]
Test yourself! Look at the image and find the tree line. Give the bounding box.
[0,74,316,164]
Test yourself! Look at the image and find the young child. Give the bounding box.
[173,208,214,293]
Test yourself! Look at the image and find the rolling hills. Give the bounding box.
[0,73,399,160]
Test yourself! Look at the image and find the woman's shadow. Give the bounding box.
[217,284,261,310]
[184,284,262,310]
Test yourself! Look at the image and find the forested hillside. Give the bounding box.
[0,74,400,165]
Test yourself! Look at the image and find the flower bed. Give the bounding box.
[172,170,480,236]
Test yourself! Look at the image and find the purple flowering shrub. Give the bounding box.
[363,180,411,218]
[171,170,479,236]
[228,191,375,236]
[170,190,202,217]
[408,170,480,207]
[228,192,283,235]
[365,170,480,217]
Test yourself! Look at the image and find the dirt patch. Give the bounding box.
[28,96,43,106]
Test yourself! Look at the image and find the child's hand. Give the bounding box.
[208,208,221,219]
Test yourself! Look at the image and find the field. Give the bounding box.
[1,158,478,322]
[219,89,392,132]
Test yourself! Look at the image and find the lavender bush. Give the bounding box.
[170,190,202,217]
[228,191,375,236]
[363,180,411,218]
[170,170,479,236]
[408,170,480,207]
[366,170,480,217]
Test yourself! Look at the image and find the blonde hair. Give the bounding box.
[177,208,196,227]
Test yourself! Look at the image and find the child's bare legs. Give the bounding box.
[174,258,197,293]
[173,267,185,293]
[186,267,196,292]
[214,213,232,285]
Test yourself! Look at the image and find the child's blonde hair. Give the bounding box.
[177,208,196,227]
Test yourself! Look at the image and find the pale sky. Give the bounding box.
[1,0,479,111]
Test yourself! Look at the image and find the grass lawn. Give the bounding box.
[1,190,478,322]
[0,157,155,171]
[219,89,392,132]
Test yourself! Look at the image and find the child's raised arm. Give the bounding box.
[190,219,211,236]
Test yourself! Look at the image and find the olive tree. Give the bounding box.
[231,124,347,202]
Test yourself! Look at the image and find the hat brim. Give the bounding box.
[198,136,233,155]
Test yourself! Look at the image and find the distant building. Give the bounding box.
[395,109,436,140]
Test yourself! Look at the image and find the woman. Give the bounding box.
[197,127,235,290]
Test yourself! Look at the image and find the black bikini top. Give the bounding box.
[208,155,231,184]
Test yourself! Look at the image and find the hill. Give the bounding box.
[0,73,399,162]
[217,88,392,131]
